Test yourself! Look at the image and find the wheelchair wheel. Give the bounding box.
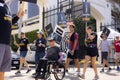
[53,63,65,80]
[44,72,50,80]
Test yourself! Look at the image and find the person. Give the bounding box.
[35,31,46,65]
[79,26,99,80]
[14,32,31,75]
[0,0,24,79]
[34,37,60,78]
[113,36,120,71]
[100,34,112,73]
[65,24,80,76]
[32,31,46,76]
[46,38,60,61]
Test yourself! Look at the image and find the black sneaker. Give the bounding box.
[34,73,44,79]
[116,67,120,71]
[26,69,31,73]
[15,71,21,75]
[107,68,112,72]
[65,70,68,72]
[100,69,104,73]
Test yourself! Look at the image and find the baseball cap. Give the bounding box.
[69,24,76,28]
[37,31,43,35]
[48,37,55,41]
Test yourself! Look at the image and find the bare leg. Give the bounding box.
[74,59,80,71]
[91,56,98,76]
[83,56,90,75]
[102,59,106,69]
[19,57,24,71]
[65,58,70,70]
[23,58,30,70]
[0,72,4,80]
[105,60,110,68]
[115,59,119,67]
[102,59,110,69]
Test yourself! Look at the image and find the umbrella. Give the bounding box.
[97,28,120,40]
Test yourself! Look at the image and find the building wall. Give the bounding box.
[28,3,39,18]
[9,0,18,15]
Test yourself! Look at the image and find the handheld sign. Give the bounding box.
[45,23,53,37]
[100,27,110,38]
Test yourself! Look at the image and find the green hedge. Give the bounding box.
[11,30,38,51]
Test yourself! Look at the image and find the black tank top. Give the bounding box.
[86,32,97,48]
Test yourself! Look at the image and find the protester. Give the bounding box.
[113,36,120,71]
[35,31,46,65]
[65,24,80,76]
[100,34,112,73]
[0,0,24,79]
[14,32,31,75]
[34,37,60,78]
[79,26,99,80]
[32,31,46,76]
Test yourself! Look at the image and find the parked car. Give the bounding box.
[25,44,36,63]
[11,51,20,69]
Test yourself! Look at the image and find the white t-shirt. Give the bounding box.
[101,40,110,52]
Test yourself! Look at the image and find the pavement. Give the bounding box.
[5,64,120,80]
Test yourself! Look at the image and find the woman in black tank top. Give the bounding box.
[79,26,99,80]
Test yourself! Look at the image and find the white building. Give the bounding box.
[11,0,112,34]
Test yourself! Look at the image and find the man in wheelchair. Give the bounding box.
[34,37,61,79]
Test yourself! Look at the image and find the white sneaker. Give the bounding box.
[79,74,85,79]
[93,75,99,80]
[76,71,81,77]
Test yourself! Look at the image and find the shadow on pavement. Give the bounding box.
[105,72,119,76]
[65,72,81,80]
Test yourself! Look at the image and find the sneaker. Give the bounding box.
[107,68,112,72]
[79,74,85,79]
[33,73,45,79]
[76,71,81,76]
[93,75,99,80]
[100,69,104,73]
[32,73,36,76]
[65,70,68,73]
[15,71,21,75]
[116,67,120,71]
[26,69,31,73]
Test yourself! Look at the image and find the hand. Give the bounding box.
[85,39,87,42]
[65,40,70,43]
[71,50,74,55]
[14,41,17,45]
[17,8,24,18]
[39,43,42,47]
[28,50,32,54]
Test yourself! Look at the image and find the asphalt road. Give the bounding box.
[5,64,120,80]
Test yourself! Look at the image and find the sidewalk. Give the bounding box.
[5,65,120,80]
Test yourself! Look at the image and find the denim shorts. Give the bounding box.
[20,51,27,58]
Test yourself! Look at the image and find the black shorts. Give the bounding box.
[86,47,98,57]
[101,52,108,60]
[67,50,79,59]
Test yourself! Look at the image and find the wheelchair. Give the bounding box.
[35,58,66,80]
